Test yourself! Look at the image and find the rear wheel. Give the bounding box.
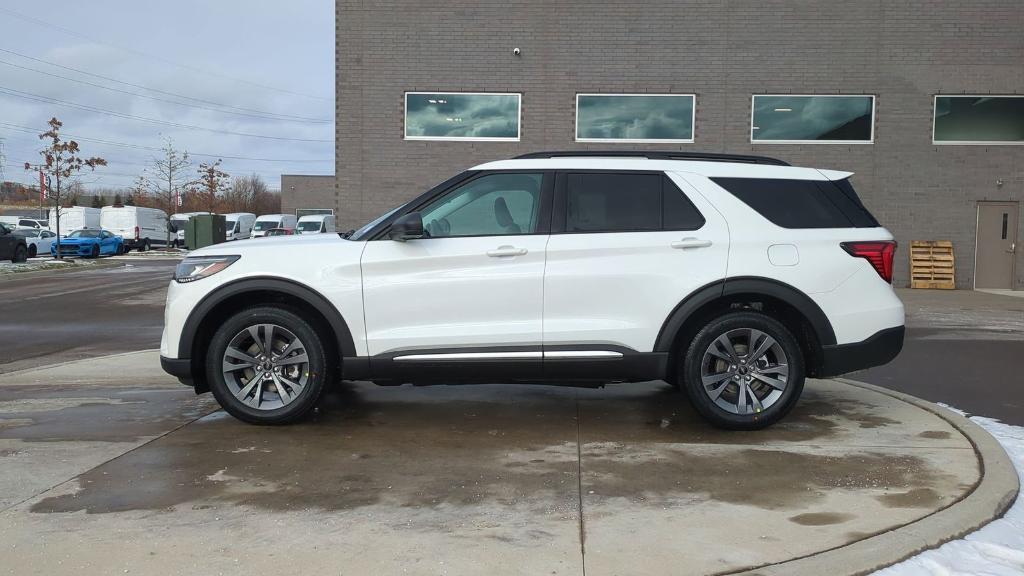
[116,243,125,255]
[206,306,331,424]
[681,311,804,430]
[12,245,27,263]
[142,239,151,252]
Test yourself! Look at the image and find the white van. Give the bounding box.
[169,212,212,247]
[252,214,298,237]
[100,206,169,252]
[49,206,100,234]
[224,213,256,241]
[295,214,336,234]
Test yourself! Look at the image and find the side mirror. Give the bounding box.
[389,212,424,242]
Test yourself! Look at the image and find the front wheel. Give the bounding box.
[681,311,804,430]
[12,245,27,263]
[28,245,37,258]
[206,306,331,424]
[90,244,100,259]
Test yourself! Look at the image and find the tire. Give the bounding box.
[12,245,27,263]
[142,239,150,252]
[28,245,37,258]
[116,243,125,255]
[90,244,100,259]
[206,306,332,425]
[681,311,805,431]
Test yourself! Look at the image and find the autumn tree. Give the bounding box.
[194,159,229,213]
[147,138,193,246]
[23,118,106,258]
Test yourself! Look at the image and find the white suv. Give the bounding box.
[161,152,904,429]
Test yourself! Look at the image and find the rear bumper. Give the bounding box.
[818,325,905,378]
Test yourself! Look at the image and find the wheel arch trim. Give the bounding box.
[178,276,357,361]
[653,276,837,353]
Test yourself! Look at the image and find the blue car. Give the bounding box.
[51,229,124,258]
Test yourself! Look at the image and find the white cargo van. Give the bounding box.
[224,213,256,241]
[252,214,298,237]
[100,206,169,252]
[169,212,212,247]
[49,206,100,234]
[295,214,336,234]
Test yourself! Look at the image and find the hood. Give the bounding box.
[190,232,350,258]
[57,236,98,245]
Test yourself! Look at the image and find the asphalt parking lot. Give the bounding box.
[0,261,1020,575]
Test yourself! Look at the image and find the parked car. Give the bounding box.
[295,214,336,234]
[15,218,48,230]
[0,223,29,263]
[170,212,212,247]
[252,214,298,238]
[224,213,256,241]
[51,228,124,258]
[13,228,57,258]
[160,151,905,428]
[49,206,100,234]
[100,206,168,252]
[262,228,295,237]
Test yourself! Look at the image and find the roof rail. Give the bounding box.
[513,150,790,166]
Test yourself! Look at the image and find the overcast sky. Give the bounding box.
[0,0,334,191]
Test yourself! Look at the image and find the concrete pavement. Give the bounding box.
[0,351,1015,575]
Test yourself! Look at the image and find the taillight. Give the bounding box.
[841,241,896,283]
[134,226,140,240]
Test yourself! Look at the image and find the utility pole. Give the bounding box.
[0,138,6,184]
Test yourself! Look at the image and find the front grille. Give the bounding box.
[57,245,84,253]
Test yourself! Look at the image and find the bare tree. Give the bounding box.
[23,118,106,259]
[194,159,230,213]
[148,138,193,245]
[226,173,271,213]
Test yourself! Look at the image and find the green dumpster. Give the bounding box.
[185,214,226,250]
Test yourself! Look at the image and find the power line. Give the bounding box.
[0,57,331,124]
[0,7,332,102]
[0,121,333,163]
[0,86,333,143]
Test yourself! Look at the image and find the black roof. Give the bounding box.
[513,150,790,166]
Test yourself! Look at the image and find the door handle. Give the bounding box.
[487,246,528,257]
[671,237,713,250]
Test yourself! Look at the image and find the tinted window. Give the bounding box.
[565,173,704,233]
[712,177,880,229]
[751,95,874,142]
[419,173,542,237]
[405,93,521,140]
[933,96,1024,143]
[576,95,695,142]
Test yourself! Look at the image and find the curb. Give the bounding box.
[730,378,1020,576]
[0,349,160,379]
[0,258,124,281]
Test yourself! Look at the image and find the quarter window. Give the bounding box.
[751,95,875,143]
[565,173,705,233]
[933,96,1024,144]
[712,177,880,229]
[418,173,542,237]
[404,92,521,141]
[576,94,695,142]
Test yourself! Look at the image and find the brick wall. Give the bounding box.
[281,175,337,215]
[337,0,1024,288]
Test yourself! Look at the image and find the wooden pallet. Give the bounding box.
[910,241,955,289]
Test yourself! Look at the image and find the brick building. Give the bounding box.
[328,0,1024,289]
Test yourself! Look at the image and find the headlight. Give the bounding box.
[174,255,240,283]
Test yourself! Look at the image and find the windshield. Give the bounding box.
[253,220,279,231]
[349,204,405,241]
[68,230,101,238]
[169,217,188,232]
[296,221,321,232]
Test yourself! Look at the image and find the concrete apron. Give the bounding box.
[0,351,1012,576]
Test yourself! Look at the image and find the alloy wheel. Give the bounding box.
[221,323,310,411]
[700,327,790,415]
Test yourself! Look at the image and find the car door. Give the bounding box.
[99,231,114,254]
[0,224,14,260]
[360,171,552,378]
[543,170,730,366]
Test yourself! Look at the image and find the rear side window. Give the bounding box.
[711,177,879,229]
[565,173,705,233]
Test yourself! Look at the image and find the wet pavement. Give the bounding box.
[0,351,981,575]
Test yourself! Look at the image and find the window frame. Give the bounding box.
[749,94,876,145]
[403,91,523,142]
[931,94,1024,146]
[574,93,697,144]
[552,170,707,235]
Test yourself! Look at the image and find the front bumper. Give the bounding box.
[52,244,93,256]
[818,325,905,377]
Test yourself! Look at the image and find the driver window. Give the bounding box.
[418,173,542,238]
